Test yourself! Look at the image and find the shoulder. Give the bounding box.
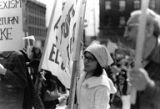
[0,51,23,58]
[86,72,116,93]
[10,51,24,59]
[12,51,23,56]
[9,51,26,63]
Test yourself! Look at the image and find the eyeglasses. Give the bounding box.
[84,55,96,62]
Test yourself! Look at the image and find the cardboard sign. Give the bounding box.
[0,0,24,51]
[40,0,71,88]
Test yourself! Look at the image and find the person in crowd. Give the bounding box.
[76,42,117,109]
[107,55,131,109]
[40,70,68,109]
[0,51,44,109]
[27,46,42,83]
[21,36,42,84]
[124,9,160,109]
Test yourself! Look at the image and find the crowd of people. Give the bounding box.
[0,36,68,109]
[106,8,160,109]
[0,8,160,109]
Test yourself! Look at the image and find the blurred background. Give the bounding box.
[22,0,159,53]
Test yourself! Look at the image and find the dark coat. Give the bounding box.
[0,51,27,109]
[0,51,44,109]
[132,39,160,109]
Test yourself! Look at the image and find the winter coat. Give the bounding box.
[131,38,160,109]
[77,70,117,109]
[0,51,44,109]
[0,51,27,109]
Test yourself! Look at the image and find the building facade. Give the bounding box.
[99,0,160,45]
[23,0,47,47]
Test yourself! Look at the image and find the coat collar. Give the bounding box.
[0,51,14,58]
[81,70,117,93]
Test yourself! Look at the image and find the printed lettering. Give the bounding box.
[54,16,61,30]
[0,0,22,9]
[0,16,19,25]
[49,44,59,64]
[61,62,65,70]
[0,27,12,40]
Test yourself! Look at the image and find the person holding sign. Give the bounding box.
[40,70,68,109]
[124,9,160,109]
[0,51,44,109]
[0,36,44,109]
[76,42,117,109]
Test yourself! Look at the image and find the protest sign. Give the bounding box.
[40,0,71,88]
[0,0,24,51]
[56,0,82,67]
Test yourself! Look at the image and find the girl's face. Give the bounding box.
[83,52,98,73]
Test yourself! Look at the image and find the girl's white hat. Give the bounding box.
[85,43,113,68]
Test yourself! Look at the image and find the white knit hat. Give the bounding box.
[85,43,113,68]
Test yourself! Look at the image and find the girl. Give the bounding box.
[77,42,117,109]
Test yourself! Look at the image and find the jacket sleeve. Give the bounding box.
[2,52,27,88]
[144,40,160,100]
[145,80,160,100]
[144,60,160,101]
[27,72,45,109]
[32,87,45,109]
[94,87,110,109]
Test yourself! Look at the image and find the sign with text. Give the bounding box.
[40,0,71,88]
[40,0,86,88]
[0,0,24,51]
[56,0,82,68]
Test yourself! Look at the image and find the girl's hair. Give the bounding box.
[84,51,103,77]
[93,60,103,77]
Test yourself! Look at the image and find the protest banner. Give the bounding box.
[56,0,87,109]
[39,0,87,109]
[39,0,71,89]
[0,0,24,51]
[56,0,84,68]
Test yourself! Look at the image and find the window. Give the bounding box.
[119,16,125,26]
[29,27,33,35]
[134,0,140,9]
[119,0,126,11]
[29,16,34,24]
[105,1,111,10]
[106,16,112,27]
[150,0,156,9]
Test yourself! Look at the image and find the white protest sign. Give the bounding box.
[0,0,24,51]
[40,0,71,88]
[56,0,81,68]
[40,0,85,88]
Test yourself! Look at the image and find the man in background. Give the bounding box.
[124,9,160,109]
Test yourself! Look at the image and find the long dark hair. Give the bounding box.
[92,62,103,77]
[84,51,103,77]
